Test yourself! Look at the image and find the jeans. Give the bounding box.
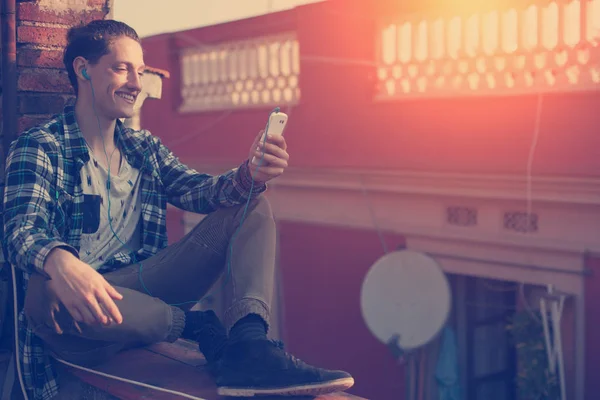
[24,196,277,366]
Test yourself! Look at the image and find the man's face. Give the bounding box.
[85,36,145,120]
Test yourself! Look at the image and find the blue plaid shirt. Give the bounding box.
[2,105,265,400]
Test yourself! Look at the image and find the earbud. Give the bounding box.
[82,68,91,80]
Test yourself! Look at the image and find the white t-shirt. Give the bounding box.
[78,152,143,270]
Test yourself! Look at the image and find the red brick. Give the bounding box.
[18,93,68,114]
[18,115,52,132]
[17,48,64,69]
[18,3,106,25]
[17,25,68,47]
[17,68,73,94]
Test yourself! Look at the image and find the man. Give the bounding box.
[3,19,354,400]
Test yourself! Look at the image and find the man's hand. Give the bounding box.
[248,130,289,184]
[44,248,123,327]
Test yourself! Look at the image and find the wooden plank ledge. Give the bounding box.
[65,340,367,399]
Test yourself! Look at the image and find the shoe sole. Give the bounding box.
[217,376,355,397]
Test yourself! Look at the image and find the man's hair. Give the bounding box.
[63,19,141,93]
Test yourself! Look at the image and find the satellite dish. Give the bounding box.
[360,249,451,351]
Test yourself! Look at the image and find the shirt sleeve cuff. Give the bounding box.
[237,160,267,197]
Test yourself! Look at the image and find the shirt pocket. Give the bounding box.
[53,190,73,234]
[81,194,102,234]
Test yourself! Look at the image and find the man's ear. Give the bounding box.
[73,56,89,81]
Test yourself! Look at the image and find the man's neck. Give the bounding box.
[74,98,118,154]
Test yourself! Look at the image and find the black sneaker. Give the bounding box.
[182,310,227,374]
[214,339,354,397]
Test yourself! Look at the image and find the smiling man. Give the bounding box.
[2,20,354,400]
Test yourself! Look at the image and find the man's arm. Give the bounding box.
[2,133,78,276]
[148,132,266,214]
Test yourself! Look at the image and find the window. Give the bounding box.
[180,32,300,112]
[447,206,478,227]
[503,211,539,233]
[376,0,600,98]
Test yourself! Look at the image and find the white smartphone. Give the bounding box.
[252,111,288,165]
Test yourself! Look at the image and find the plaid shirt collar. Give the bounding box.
[60,105,146,171]
[60,105,89,163]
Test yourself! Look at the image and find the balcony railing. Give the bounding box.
[179,32,300,112]
[376,0,600,98]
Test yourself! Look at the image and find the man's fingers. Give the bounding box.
[104,300,123,325]
[252,151,288,168]
[98,297,119,325]
[98,303,112,325]
[266,134,287,150]
[73,320,83,334]
[86,296,108,325]
[49,306,63,334]
[66,304,84,323]
[100,289,123,324]
[75,304,96,326]
[105,283,124,301]
[45,313,62,335]
[252,130,266,148]
[257,142,289,160]
[249,130,288,183]
[51,319,63,334]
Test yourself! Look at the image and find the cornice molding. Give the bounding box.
[190,163,600,206]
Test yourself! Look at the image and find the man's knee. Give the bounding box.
[214,194,274,228]
[250,195,274,220]
[185,195,275,255]
[242,195,276,235]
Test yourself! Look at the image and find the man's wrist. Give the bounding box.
[239,159,266,189]
[44,247,76,278]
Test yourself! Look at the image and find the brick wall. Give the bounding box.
[15,0,111,132]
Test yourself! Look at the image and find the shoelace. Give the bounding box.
[270,340,307,368]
